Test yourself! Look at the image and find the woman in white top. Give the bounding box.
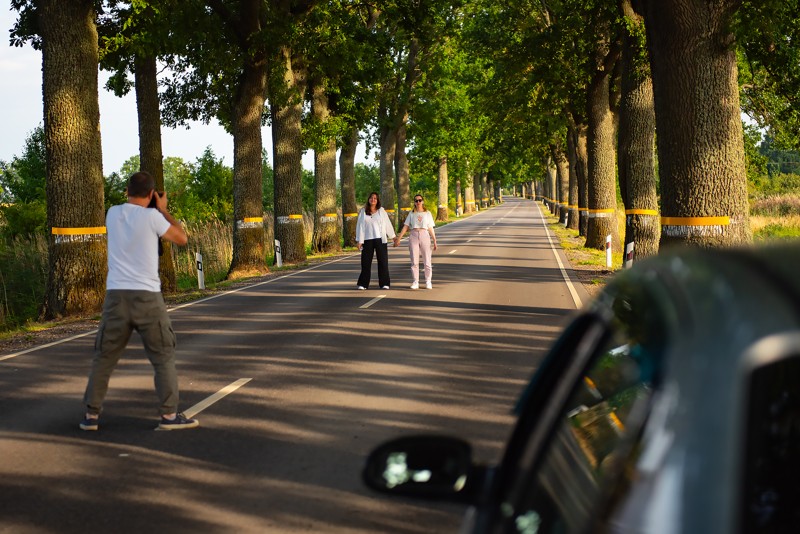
[394,194,437,289]
[355,191,396,290]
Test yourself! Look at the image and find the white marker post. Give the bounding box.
[606,235,612,268]
[274,239,283,268]
[196,252,205,289]
[625,241,635,269]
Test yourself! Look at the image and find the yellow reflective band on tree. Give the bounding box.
[343,213,358,217]
[661,216,730,226]
[626,209,659,216]
[242,217,263,223]
[323,213,337,217]
[288,214,303,219]
[385,209,396,213]
[52,226,106,235]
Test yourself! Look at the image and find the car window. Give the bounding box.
[742,349,800,534]
[499,293,668,534]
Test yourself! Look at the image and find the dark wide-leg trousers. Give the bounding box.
[357,238,390,288]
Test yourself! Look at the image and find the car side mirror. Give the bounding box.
[362,435,477,501]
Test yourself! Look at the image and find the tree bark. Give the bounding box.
[644,0,751,247]
[228,0,269,277]
[135,54,177,292]
[551,144,570,224]
[40,0,107,320]
[466,172,477,212]
[340,128,358,248]
[574,121,590,237]
[619,1,659,261]
[271,46,306,264]
[586,59,621,252]
[480,171,489,209]
[379,123,397,226]
[436,155,448,221]
[455,177,462,216]
[311,81,340,254]
[566,122,580,231]
[395,116,411,230]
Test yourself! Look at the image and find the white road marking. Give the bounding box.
[449,250,457,254]
[183,378,252,419]
[360,295,387,309]
[536,203,583,309]
[467,239,473,243]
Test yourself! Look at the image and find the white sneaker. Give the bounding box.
[357,286,366,290]
[425,281,433,289]
[381,286,390,289]
[410,282,419,290]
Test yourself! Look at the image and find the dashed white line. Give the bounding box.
[183,378,252,419]
[449,250,457,254]
[360,295,387,309]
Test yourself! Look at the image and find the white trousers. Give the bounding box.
[408,230,432,283]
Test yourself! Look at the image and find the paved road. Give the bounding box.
[0,197,589,533]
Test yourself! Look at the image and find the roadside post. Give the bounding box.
[196,252,205,289]
[625,242,635,269]
[275,239,283,268]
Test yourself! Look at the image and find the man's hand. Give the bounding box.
[154,190,168,213]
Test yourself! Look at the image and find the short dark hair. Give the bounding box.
[127,171,155,198]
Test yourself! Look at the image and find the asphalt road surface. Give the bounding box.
[0,197,590,534]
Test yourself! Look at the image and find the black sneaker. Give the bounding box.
[79,416,99,431]
[157,412,199,430]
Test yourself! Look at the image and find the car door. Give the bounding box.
[467,279,676,534]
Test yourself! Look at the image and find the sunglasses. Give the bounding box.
[414,199,423,203]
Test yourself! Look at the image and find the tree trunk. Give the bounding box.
[436,155,448,221]
[644,0,751,247]
[228,0,269,277]
[40,0,106,320]
[546,158,557,215]
[395,117,411,230]
[574,122,590,237]
[552,145,570,224]
[480,171,489,209]
[271,47,306,264]
[585,63,621,252]
[135,54,177,293]
[455,177,462,216]
[566,122,580,231]
[619,1,659,261]
[311,82,340,254]
[340,128,358,248]
[466,173,477,212]
[379,123,397,226]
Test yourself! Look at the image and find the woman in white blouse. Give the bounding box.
[355,192,396,290]
[394,194,437,289]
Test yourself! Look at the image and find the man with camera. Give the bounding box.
[80,171,198,431]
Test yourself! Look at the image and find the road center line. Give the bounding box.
[360,295,387,309]
[183,378,252,419]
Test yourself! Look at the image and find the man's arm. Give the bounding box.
[154,191,188,246]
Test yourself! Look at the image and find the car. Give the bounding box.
[362,242,800,533]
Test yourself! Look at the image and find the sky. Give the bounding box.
[0,7,371,176]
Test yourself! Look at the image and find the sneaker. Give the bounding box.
[425,281,433,289]
[79,415,99,431]
[381,285,390,289]
[410,282,419,290]
[357,286,366,290]
[157,412,199,430]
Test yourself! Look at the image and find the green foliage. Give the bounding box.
[0,125,46,204]
[0,234,48,331]
[104,172,128,211]
[354,163,380,204]
[166,147,233,223]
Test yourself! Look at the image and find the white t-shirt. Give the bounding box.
[361,210,385,241]
[403,210,435,230]
[105,203,171,292]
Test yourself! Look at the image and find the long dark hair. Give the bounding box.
[413,194,427,212]
[364,191,381,214]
